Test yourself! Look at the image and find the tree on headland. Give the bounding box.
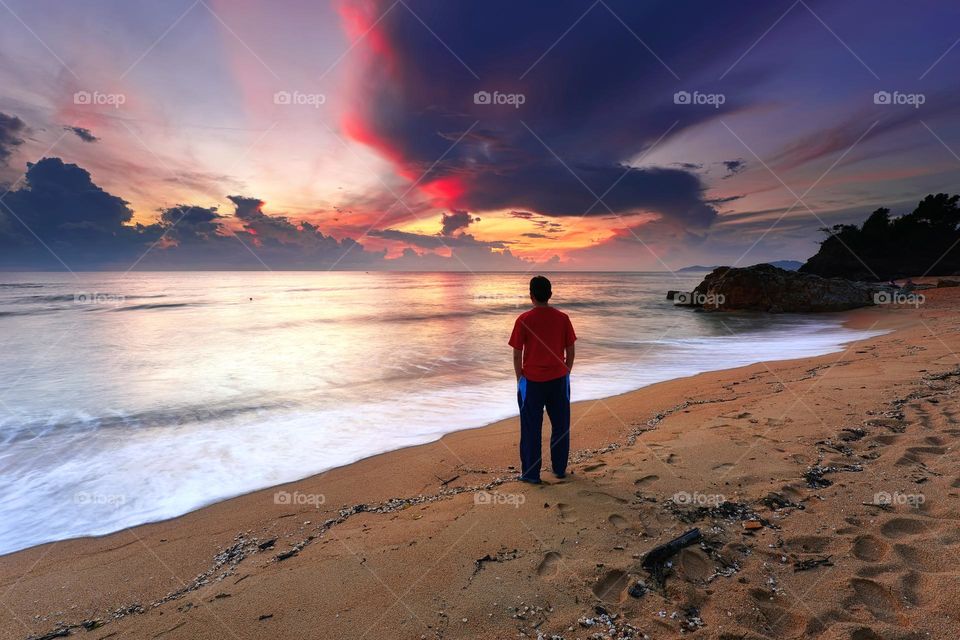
[800,193,960,280]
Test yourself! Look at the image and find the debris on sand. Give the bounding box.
[804,463,862,488]
[627,580,647,598]
[472,548,520,577]
[793,555,833,572]
[760,492,804,511]
[838,427,866,442]
[641,528,702,587]
[669,500,769,527]
[577,606,648,638]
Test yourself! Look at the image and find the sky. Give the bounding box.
[1,0,959,271]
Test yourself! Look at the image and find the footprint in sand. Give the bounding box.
[747,588,803,637]
[895,446,947,466]
[898,570,923,606]
[591,569,628,602]
[871,434,901,446]
[577,489,628,504]
[846,578,899,623]
[852,535,889,562]
[556,503,577,523]
[879,517,931,539]
[582,462,607,473]
[608,514,628,529]
[892,542,942,572]
[634,474,659,488]
[677,548,712,582]
[536,552,561,577]
[711,462,735,472]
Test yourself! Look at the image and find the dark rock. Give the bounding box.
[666,290,679,300]
[686,264,886,312]
[29,630,71,640]
[275,549,299,561]
[937,278,960,288]
[257,538,277,550]
[761,492,804,511]
[627,581,647,598]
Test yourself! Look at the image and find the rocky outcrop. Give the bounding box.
[679,264,887,312]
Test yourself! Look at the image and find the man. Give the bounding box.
[508,276,577,483]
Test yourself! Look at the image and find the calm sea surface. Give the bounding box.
[0,271,885,554]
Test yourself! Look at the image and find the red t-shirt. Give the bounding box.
[508,306,577,382]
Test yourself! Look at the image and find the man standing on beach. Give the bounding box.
[509,276,577,483]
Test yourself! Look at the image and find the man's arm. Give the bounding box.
[513,348,523,381]
[565,343,575,373]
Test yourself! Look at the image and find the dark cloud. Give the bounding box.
[722,159,746,178]
[0,113,26,164]
[0,156,534,270]
[340,1,806,228]
[4,157,134,234]
[0,157,156,268]
[63,126,98,143]
[440,209,478,236]
[159,205,225,243]
[706,194,745,206]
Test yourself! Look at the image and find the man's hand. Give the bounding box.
[565,343,575,373]
[513,348,523,381]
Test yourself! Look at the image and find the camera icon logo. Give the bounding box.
[273,91,292,105]
[873,291,892,304]
[473,90,492,105]
[873,91,891,105]
[673,91,691,105]
[73,91,92,105]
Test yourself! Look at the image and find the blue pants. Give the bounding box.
[517,375,571,481]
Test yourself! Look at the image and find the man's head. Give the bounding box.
[529,275,552,304]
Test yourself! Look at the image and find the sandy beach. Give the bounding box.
[3,289,958,640]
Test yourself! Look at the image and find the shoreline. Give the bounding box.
[2,295,956,639]
[1,310,891,559]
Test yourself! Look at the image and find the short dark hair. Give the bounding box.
[529,275,552,303]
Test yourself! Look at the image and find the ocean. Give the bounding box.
[0,271,886,555]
